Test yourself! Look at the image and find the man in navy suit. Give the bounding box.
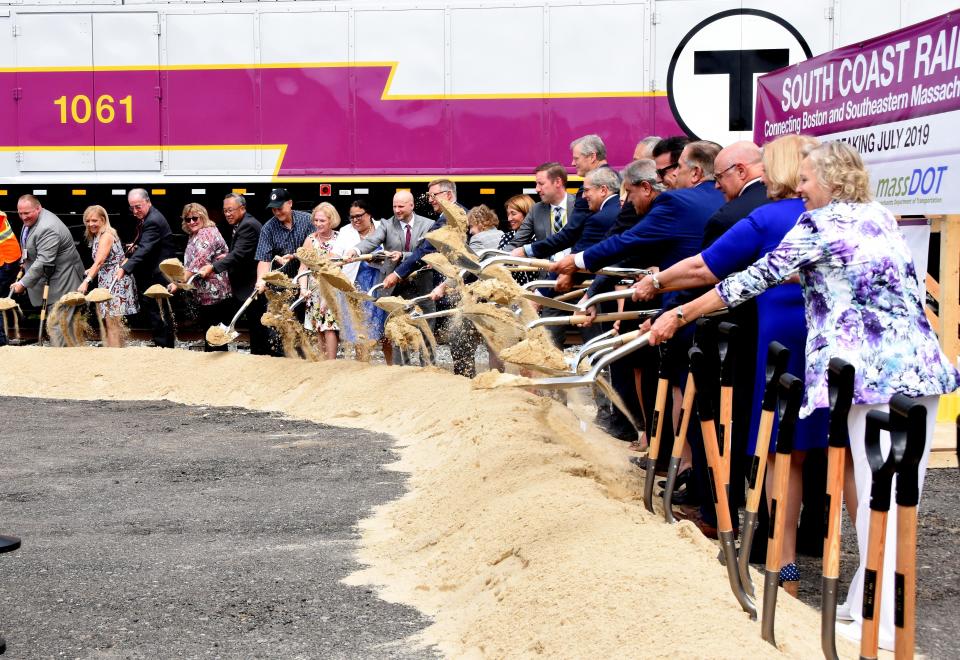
[552,141,724,296]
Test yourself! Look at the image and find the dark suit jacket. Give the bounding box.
[582,182,724,307]
[212,213,262,301]
[529,194,620,257]
[702,180,770,250]
[123,206,175,287]
[506,194,575,248]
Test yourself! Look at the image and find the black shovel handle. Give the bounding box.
[889,394,927,508]
[762,342,790,411]
[775,373,803,456]
[827,358,855,448]
[717,321,738,386]
[689,347,714,422]
[864,411,904,513]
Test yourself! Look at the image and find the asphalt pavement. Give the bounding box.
[0,397,434,659]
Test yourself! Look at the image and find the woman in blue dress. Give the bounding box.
[334,200,387,355]
[634,134,829,589]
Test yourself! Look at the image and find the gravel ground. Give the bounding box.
[0,397,434,659]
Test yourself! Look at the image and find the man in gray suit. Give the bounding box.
[10,195,84,346]
[348,190,434,298]
[507,162,575,251]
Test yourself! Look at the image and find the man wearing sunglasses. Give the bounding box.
[117,188,176,348]
[651,136,691,189]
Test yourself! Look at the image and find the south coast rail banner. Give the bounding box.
[754,10,960,215]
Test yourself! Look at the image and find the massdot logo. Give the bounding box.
[667,9,812,145]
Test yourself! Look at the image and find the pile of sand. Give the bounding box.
[85,288,113,303]
[58,291,88,306]
[143,284,172,299]
[0,348,856,659]
[205,325,232,346]
[498,336,568,372]
[262,271,294,287]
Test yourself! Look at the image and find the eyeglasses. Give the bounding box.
[349,213,367,221]
[129,203,145,211]
[655,163,679,179]
[182,216,202,223]
[714,163,740,181]
[427,190,451,200]
[223,207,241,214]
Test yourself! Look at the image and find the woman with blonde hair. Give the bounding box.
[171,202,232,351]
[466,205,504,253]
[500,195,536,285]
[634,134,828,590]
[298,202,342,359]
[645,140,958,649]
[78,205,138,347]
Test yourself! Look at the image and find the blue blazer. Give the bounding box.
[529,194,620,257]
[582,181,724,273]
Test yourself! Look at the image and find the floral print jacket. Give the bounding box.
[184,226,232,306]
[716,200,958,417]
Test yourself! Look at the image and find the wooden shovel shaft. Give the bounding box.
[823,445,846,579]
[745,410,775,513]
[663,373,695,524]
[765,451,791,573]
[860,509,888,660]
[553,287,590,302]
[648,377,669,463]
[701,418,734,533]
[895,505,917,659]
[643,377,670,513]
[673,373,697,461]
[719,385,734,488]
[38,283,50,345]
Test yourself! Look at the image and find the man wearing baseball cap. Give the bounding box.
[254,188,312,291]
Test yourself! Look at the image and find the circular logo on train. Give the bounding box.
[667,9,812,145]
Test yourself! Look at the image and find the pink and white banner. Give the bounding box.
[754,10,960,214]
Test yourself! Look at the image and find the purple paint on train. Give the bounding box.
[2,66,682,176]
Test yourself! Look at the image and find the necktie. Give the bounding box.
[404,224,411,251]
[552,206,564,234]
[20,226,29,247]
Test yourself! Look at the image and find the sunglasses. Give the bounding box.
[182,216,202,223]
[656,163,679,179]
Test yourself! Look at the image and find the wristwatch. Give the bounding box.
[651,273,662,290]
[676,306,685,322]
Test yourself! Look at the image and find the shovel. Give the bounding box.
[643,345,671,513]
[206,291,258,347]
[738,341,791,598]
[523,288,638,313]
[662,370,696,524]
[821,357,855,660]
[859,409,905,660]
[374,293,434,314]
[526,309,652,329]
[477,254,649,280]
[512,331,651,389]
[889,394,927,660]
[690,346,758,620]
[717,322,738,489]
[760,372,803,646]
[36,265,55,346]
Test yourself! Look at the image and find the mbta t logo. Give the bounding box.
[667,9,812,144]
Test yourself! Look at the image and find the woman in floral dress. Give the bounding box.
[172,203,232,351]
[646,141,958,651]
[78,205,138,347]
[298,202,341,359]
